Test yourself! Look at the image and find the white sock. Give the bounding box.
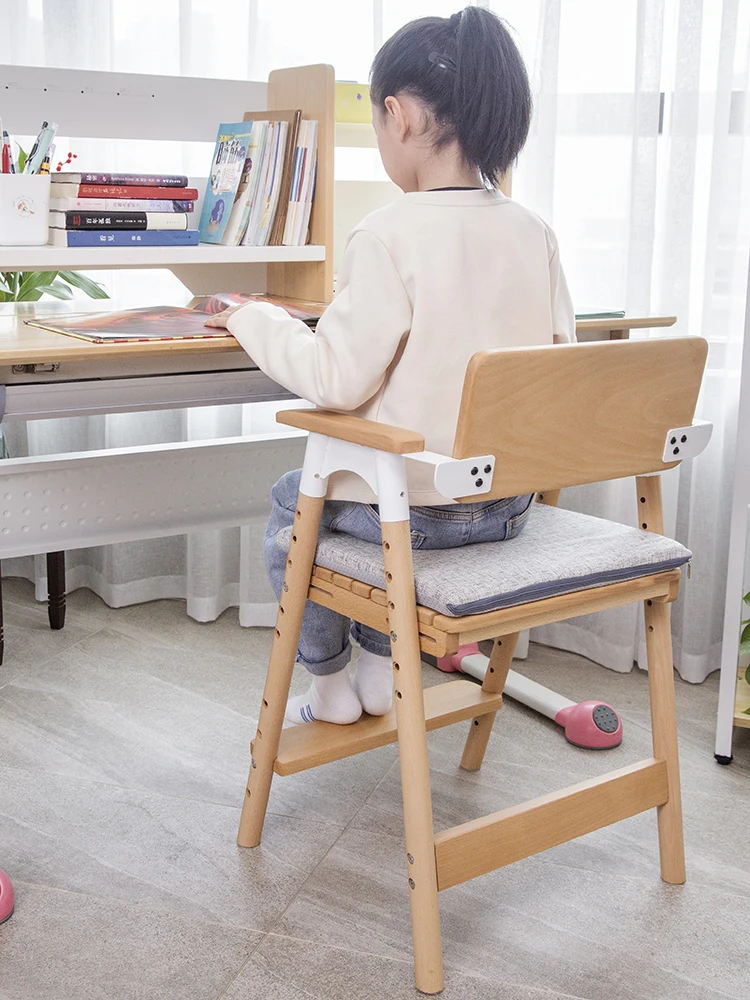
[285,669,362,726]
[353,649,394,716]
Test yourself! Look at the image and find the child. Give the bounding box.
[205,7,575,725]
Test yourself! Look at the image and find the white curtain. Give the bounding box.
[2,0,749,679]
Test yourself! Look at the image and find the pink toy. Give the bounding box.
[0,869,14,924]
[438,643,623,750]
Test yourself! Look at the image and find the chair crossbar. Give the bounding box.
[263,679,503,776]
[433,758,669,891]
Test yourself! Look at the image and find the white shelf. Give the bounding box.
[0,244,326,271]
[335,122,378,148]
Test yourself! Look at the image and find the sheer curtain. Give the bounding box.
[1,0,749,678]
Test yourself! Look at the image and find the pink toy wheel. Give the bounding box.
[554,701,623,749]
[0,869,14,924]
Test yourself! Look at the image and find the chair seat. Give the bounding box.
[279,503,691,616]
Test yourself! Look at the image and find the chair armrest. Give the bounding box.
[276,409,425,455]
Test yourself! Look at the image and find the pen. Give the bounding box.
[24,120,57,174]
[1,131,11,174]
[39,155,50,175]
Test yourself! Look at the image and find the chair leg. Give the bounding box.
[47,551,66,630]
[460,632,519,771]
[644,598,686,884]
[237,490,325,849]
[382,520,444,996]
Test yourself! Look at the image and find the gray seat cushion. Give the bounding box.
[279,503,691,617]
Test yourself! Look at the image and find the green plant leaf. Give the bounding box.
[0,273,10,294]
[746,664,750,687]
[16,271,60,300]
[738,640,750,657]
[40,279,75,300]
[16,144,27,174]
[740,623,750,643]
[743,591,750,605]
[58,270,109,299]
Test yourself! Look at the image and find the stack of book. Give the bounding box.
[48,173,200,247]
[200,113,318,247]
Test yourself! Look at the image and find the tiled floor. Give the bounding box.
[0,577,748,1000]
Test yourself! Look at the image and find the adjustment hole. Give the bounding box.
[475,478,483,487]
[470,466,479,476]
[646,600,653,606]
[408,878,416,890]
[388,601,395,610]
[383,541,390,551]
[245,789,251,798]
[263,699,268,707]
[295,510,301,518]
[484,464,492,474]
[640,497,646,503]
[257,730,262,738]
[670,437,677,445]
[396,691,403,699]
[407,853,414,865]
[291,534,297,543]
[673,447,680,455]
[393,662,400,671]
[642,522,648,529]
[681,435,687,443]
[275,628,281,637]
[287,559,292,567]
[386,572,393,582]
[473,719,480,726]
[648,625,654,632]
[279,606,285,615]
[489,667,495,673]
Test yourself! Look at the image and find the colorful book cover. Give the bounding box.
[49,211,189,231]
[56,173,189,187]
[199,121,255,244]
[50,197,195,212]
[48,229,199,247]
[24,295,325,344]
[220,121,269,246]
[50,184,199,199]
[24,306,233,344]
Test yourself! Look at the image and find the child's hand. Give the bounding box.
[203,302,249,329]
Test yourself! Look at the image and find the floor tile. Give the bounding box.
[0,765,343,929]
[0,882,259,1000]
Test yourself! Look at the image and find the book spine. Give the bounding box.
[53,185,199,199]
[76,173,189,187]
[50,198,195,212]
[54,229,199,246]
[54,212,189,231]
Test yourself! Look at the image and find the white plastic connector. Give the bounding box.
[662,419,713,463]
[404,450,495,499]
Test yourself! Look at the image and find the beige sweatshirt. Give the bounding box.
[227,188,575,504]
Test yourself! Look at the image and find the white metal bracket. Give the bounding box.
[404,450,495,500]
[662,419,713,463]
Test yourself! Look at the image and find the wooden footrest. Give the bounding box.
[271,679,502,776]
[434,758,669,890]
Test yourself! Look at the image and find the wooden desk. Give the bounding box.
[0,308,677,421]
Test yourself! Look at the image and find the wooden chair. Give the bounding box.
[237,338,709,995]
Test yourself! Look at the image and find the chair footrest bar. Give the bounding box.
[434,758,669,891]
[270,680,503,776]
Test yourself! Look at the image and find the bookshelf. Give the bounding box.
[0,62,336,302]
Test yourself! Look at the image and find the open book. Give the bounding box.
[24,293,326,345]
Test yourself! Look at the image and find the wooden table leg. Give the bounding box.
[47,551,66,630]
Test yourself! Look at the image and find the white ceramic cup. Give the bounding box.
[0,174,51,246]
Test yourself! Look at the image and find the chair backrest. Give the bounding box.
[452,338,708,498]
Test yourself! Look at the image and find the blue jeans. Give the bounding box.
[264,469,534,675]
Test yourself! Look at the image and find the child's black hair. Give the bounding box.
[370,6,532,187]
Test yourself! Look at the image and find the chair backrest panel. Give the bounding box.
[452,338,708,499]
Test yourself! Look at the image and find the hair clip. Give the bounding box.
[428,51,456,72]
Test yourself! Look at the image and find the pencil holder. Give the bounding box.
[0,174,50,246]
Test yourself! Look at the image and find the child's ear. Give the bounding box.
[384,95,410,141]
